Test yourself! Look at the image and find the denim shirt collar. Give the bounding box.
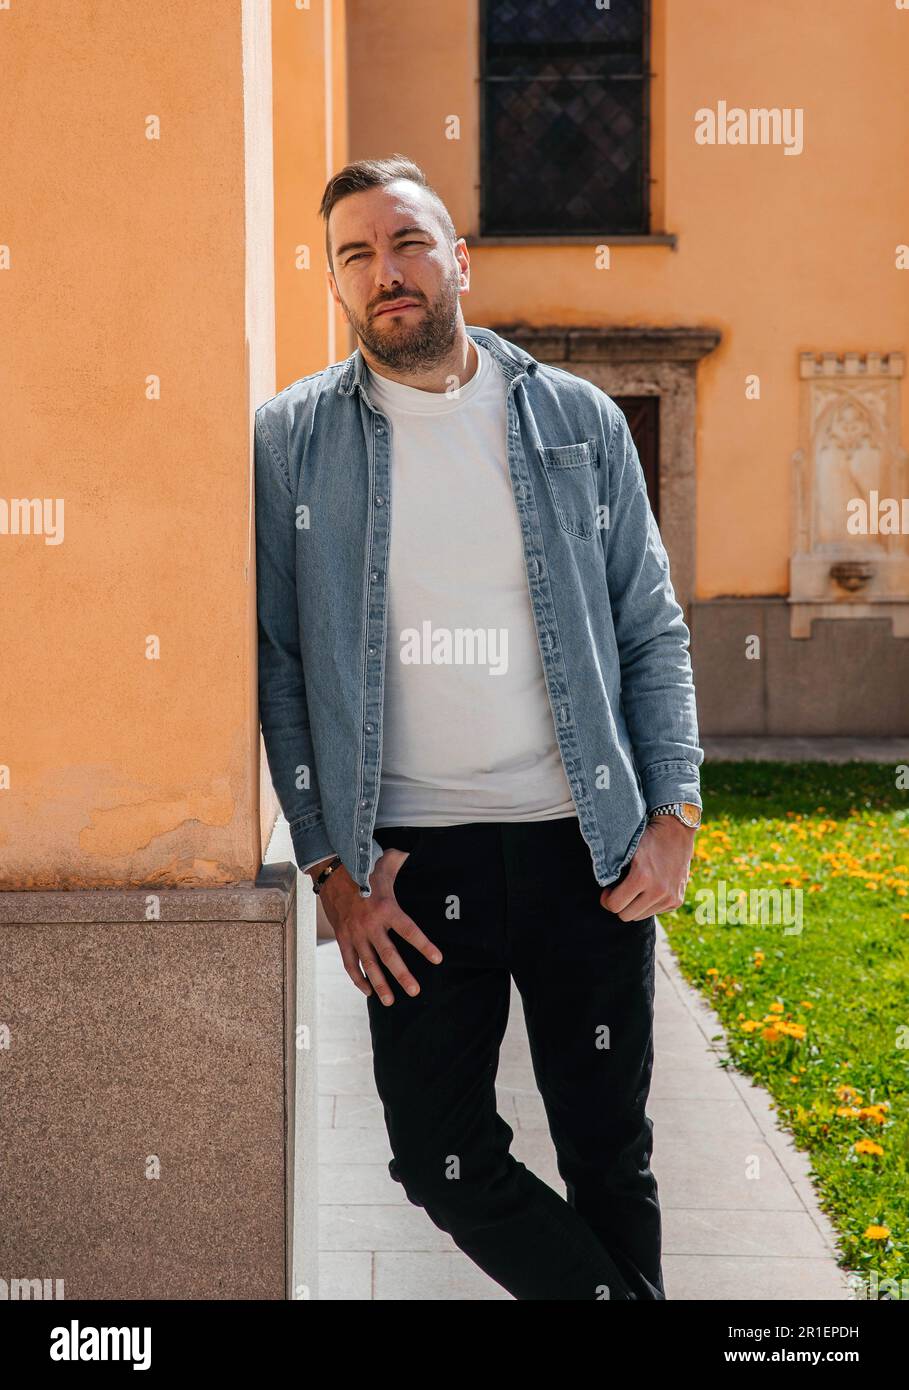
[336,323,539,397]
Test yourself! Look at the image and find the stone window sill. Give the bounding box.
[464,233,677,249]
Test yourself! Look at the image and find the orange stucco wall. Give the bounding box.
[273,0,350,386]
[1,1,275,887]
[341,0,908,600]
[261,0,350,857]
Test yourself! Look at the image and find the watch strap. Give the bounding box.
[649,802,701,828]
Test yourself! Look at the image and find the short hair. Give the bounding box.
[318,154,458,269]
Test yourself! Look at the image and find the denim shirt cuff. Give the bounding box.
[289,813,336,874]
[640,759,703,812]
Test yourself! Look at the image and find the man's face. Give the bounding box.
[326,180,469,370]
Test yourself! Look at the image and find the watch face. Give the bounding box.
[681,802,702,826]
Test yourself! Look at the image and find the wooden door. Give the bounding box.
[614,395,659,524]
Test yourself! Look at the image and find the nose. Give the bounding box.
[373,251,405,293]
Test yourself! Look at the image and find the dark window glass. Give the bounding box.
[481,0,650,235]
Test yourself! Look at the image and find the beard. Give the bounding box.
[341,265,462,371]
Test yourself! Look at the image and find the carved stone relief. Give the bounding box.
[790,352,909,636]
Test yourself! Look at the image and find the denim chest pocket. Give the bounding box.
[536,438,600,539]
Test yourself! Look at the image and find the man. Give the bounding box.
[255,155,703,1301]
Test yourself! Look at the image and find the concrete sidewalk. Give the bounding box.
[317,923,854,1300]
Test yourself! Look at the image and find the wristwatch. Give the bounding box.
[649,802,702,829]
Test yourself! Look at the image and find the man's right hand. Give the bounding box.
[307,850,443,1005]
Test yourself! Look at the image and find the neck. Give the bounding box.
[359,324,478,393]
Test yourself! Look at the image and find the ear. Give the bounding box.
[454,237,470,292]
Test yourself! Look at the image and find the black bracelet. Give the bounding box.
[312,855,342,895]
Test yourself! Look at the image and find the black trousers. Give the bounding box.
[368,815,665,1302]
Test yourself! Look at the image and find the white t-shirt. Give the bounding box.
[367,338,576,828]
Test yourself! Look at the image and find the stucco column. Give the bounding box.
[0,1,296,1298]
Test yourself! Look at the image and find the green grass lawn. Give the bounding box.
[662,762,909,1289]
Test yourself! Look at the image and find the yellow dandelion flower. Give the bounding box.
[864,1225,890,1240]
[854,1139,884,1156]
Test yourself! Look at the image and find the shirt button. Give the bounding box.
[375,495,385,506]
[360,799,369,808]
[376,426,385,435]
[368,645,377,655]
[365,722,374,733]
[370,571,380,582]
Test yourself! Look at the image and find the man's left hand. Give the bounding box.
[600,815,696,921]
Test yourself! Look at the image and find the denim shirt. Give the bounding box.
[255,325,703,898]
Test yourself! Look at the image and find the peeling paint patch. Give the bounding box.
[81,780,236,856]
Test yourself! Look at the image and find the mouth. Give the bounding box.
[373,299,422,317]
